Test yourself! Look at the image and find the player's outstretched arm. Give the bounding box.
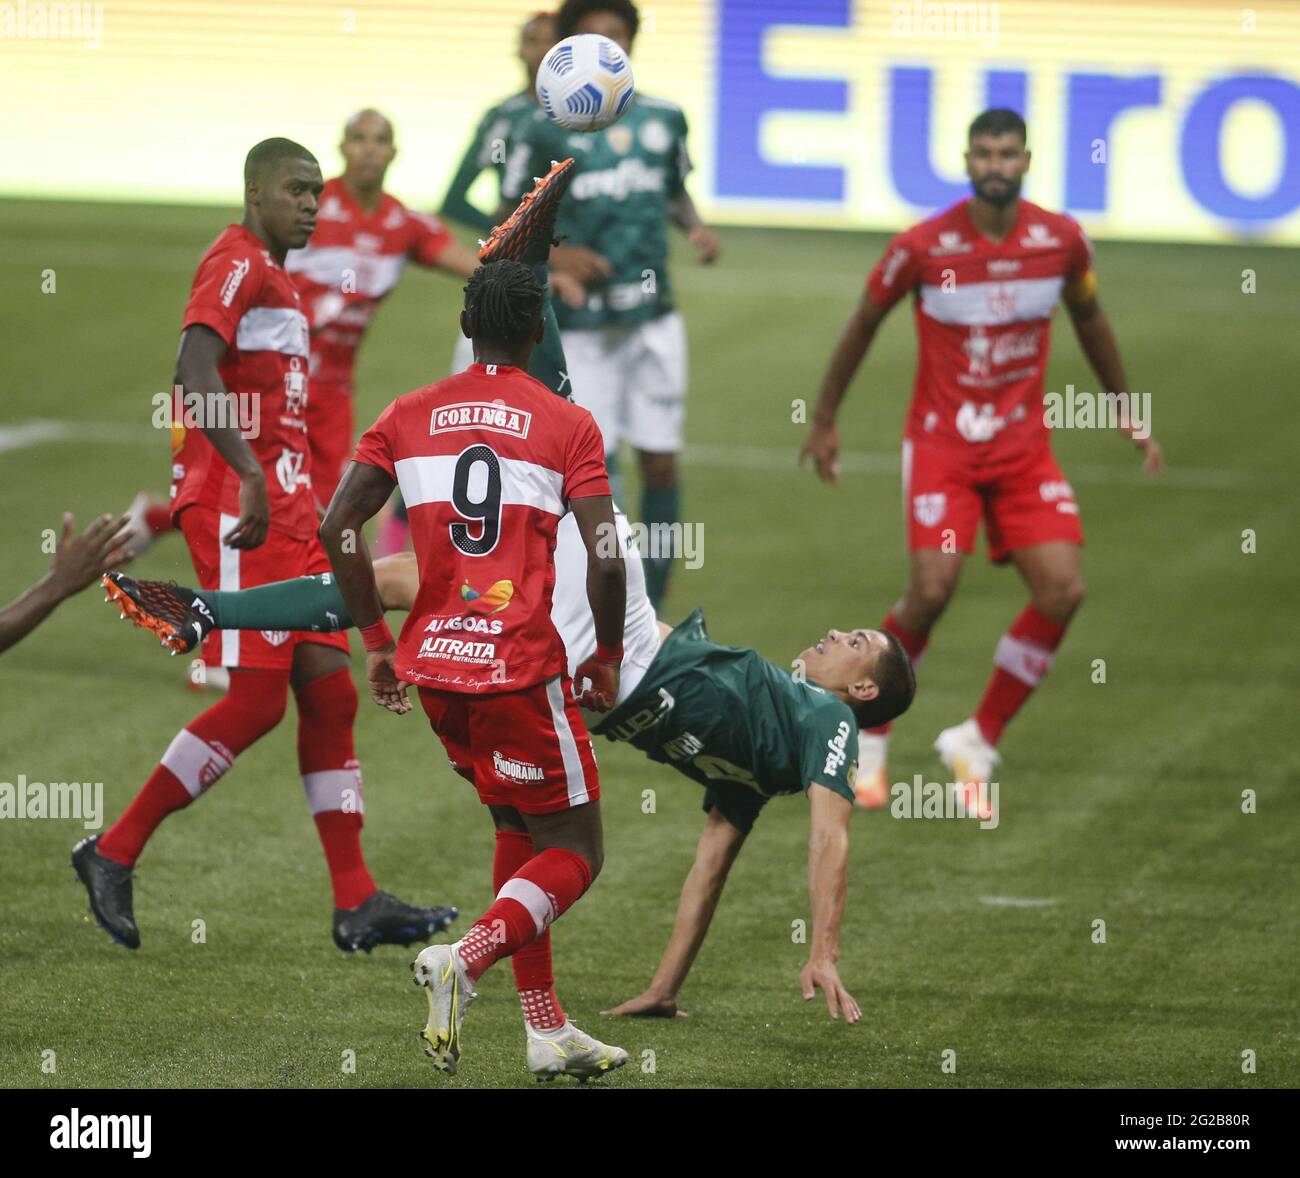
[801,782,861,1024]
[800,290,890,486]
[0,513,131,655]
[319,461,408,713]
[1064,286,1164,475]
[603,807,747,1019]
[175,324,269,549]
[569,494,626,712]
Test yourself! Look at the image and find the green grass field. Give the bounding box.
[1,199,1297,1088]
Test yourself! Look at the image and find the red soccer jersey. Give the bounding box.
[285,177,454,389]
[867,199,1093,461]
[352,363,611,693]
[172,224,316,540]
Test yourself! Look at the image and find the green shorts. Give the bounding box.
[701,780,767,836]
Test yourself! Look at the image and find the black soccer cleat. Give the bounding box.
[332,891,458,954]
[72,835,140,950]
[102,571,214,655]
[478,157,576,267]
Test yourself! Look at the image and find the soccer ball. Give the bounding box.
[535,34,635,133]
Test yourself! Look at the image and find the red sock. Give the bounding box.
[974,605,1068,745]
[868,610,930,737]
[297,668,375,910]
[457,847,593,983]
[494,830,564,1030]
[99,668,288,866]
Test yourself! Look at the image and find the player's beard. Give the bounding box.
[972,174,1021,209]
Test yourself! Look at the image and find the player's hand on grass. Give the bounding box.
[549,268,587,309]
[1134,434,1164,476]
[688,225,721,264]
[800,957,862,1024]
[223,471,270,549]
[49,512,133,599]
[550,243,612,286]
[573,654,619,712]
[799,421,842,486]
[601,990,687,1019]
[366,647,411,715]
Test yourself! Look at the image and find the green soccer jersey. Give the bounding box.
[594,609,859,832]
[439,91,540,234]
[502,93,692,330]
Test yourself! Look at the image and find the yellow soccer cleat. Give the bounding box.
[411,944,477,1075]
[526,1021,629,1082]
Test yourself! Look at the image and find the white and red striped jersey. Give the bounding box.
[285,177,454,389]
[172,224,316,539]
[352,363,611,694]
[868,199,1093,460]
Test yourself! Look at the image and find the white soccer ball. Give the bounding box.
[535,34,635,133]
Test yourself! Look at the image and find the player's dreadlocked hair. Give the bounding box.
[463,260,545,349]
[244,137,317,184]
[556,0,639,41]
[968,108,1026,145]
[849,630,917,730]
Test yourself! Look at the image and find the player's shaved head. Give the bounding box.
[344,108,394,141]
[244,137,318,185]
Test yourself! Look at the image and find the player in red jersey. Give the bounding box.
[801,109,1163,812]
[285,109,480,508]
[76,138,456,954]
[321,259,629,1081]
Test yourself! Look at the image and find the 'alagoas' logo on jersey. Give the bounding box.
[823,720,852,778]
[429,402,532,439]
[461,579,513,615]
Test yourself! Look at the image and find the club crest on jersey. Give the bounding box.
[430,401,531,439]
[913,493,947,527]
[260,630,291,647]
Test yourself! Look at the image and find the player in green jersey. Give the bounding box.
[104,574,914,1021]
[500,0,721,611]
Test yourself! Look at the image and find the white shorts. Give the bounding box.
[551,507,661,705]
[562,311,687,455]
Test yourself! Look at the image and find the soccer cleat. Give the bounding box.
[478,157,576,267]
[103,572,214,655]
[854,731,890,809]
[934,718,1000,820]
[71,835,140,949]
[526,1021,629,1083]
[411,944,476,1075]
[332,891,458,954]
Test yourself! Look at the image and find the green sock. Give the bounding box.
[197,574,353,633]
[528,265,573,400]
[640,484,680,610]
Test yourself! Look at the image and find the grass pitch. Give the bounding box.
[1,199,1297,1088]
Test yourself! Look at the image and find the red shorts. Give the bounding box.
[307,377,354,509]
[418,675,600,814]
[178,505,350,669]
[903,437,1084,564]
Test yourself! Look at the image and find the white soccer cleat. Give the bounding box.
[411,944,477,1075]
[934,719,1000,820]
[526,1020,629,1082]
[854,731,890,809]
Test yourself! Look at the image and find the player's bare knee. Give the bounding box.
[1035,576,1086,622]
[904,576,956,628]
